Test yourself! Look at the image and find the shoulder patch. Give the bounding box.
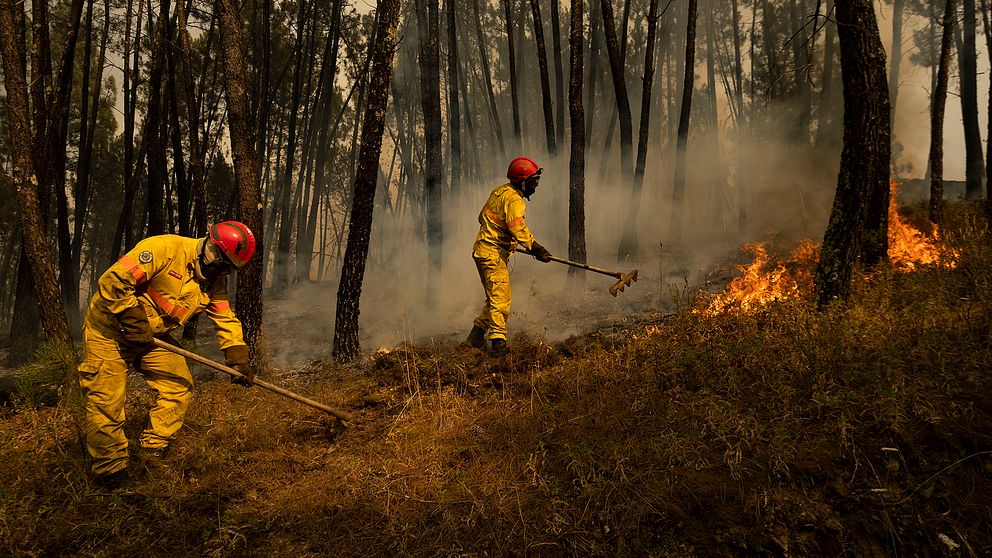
[138,250,153,264]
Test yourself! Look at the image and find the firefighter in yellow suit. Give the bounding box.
[78,221,257,491]
[468,157,553,356]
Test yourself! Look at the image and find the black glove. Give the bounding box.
[118,306,154,345]
[224,344,254,387]
[530,241,553,263]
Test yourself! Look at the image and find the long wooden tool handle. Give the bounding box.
[515,248,621,278]
[152,339,353,422]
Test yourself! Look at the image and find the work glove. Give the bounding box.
[118,306,154,345]
[224,344,254,387]
[530,241,553,263]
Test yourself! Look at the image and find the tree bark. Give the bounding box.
[145,0,171,236]
[530,0,558,155]
[669,0,697,243]
[959,0,984,199]
[929,0,956,224]
[617,0,659,261]
[113,0,143,258]
[446,0,462,190]
[502,0,522,143]
[980,0,992,221]
[0,0,74,348]
[176,0,208,237]
[551,0,565,148]
[217,0,265,364]
[414,0,444,304]
[888,0,904,118]
[333,0,403,361]
[814,0,890,307]
[567,0,586,278]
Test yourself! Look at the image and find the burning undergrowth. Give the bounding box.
[701,180,960,315]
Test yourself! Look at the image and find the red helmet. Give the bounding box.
[507,157,541,183]
[208,221,256,269]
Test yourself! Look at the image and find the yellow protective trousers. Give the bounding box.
[473,251,512,341]
[77,324,193,475]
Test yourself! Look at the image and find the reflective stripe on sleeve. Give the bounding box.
[506,216,526,229]
[145,286,188,320]
[118,255,148,284]
[483,207,507,228]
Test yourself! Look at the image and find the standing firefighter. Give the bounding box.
[468,157,553,356]
[78,221,257,490]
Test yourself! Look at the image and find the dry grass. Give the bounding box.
[2,203,992,556]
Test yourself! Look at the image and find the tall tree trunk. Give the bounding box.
[333,0,403,362]
[959,0,984,199]
[530,0,557,155]
[176,0,209,238]
[600,0,633,180]
[929,0,956,224]
[704,5,723,226]
[0,0,74,348]
[669,0,697,243]
[980,0,992,221]
[273,0,308,292]
[502,0,522,143]
[813,0,890,307]
[113,0,142,258]
[617,0,658,261]
[446,0,462,190]
[217,0,265,365]
[888,0,904,119]
[414,0,444,304]
[551,0,565,148]
[468,0,504,155]
[584,0,601,150]
[145,0,171,236]
[567,0,586,278]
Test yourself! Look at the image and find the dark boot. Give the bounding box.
[489,338,508,357]
[466,325,487,349]
[94,468,136,493]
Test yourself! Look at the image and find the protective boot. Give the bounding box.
[489,338,508,357]
[466,325,487,349]
[94,468,136,493]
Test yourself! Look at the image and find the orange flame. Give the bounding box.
[700,240,818,315]
[701,180,957,315]
[887,179,958,271]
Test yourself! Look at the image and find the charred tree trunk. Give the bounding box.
[567,0,586,277]
[502,0,522,143]
[0,0,74,348]
[617,0,658,261]
[980,0,992,221]
[959,0,984,199]
[176,0,208,237]
[929,0,956,224]
[217,0,265,363]
[333,0,403,361]
[600,0,632,181]
[814,0,890,307]
[414,0,444,303]
[669,0,697,243]
[530,0,557,155]
[446,0,462,190]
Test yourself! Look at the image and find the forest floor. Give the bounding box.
[1,203,991,556]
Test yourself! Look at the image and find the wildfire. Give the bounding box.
[887,179,958,271]
[701,180,957,315]
[700,240,818,315]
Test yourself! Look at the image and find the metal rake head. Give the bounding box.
[608,269,638,297]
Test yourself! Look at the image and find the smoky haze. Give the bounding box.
[261,0,987,367]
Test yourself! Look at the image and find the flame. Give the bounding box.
[700,240,819,315]
[887,179,958,271]
[701,180,957,315]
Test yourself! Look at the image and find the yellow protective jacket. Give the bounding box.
[473,183,536,259]
[85,235,245,349]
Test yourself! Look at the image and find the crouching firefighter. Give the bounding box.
[467,157,553,356]
[78,221,257,490]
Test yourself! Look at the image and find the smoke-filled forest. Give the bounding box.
[2,0,992,554]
